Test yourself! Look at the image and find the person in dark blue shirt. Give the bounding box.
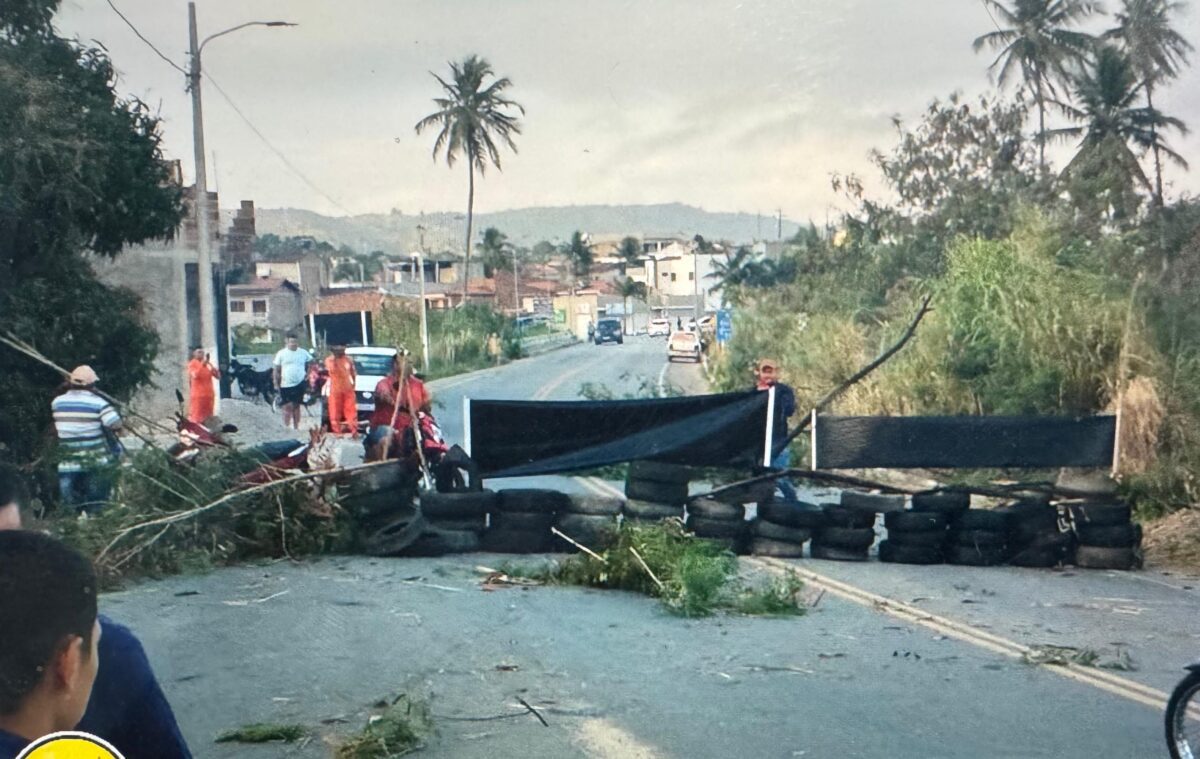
[754,358,799,502]
[0,464,192,759]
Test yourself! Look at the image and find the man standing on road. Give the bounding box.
[365,353,431,459]
[754,358,799,502]
[51,365,122,512]
[273,334,313,430]
[185,348,220,424]
[324,343,358,438]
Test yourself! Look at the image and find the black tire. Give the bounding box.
[688,498,745,521]
[886,529,947,548]
[1166,670,1200,759]
[492,511,555,533]
[760,501,827,529]
[342,491,417,525]
[841,490,906,514]
[624,500,682,521]
[425,516,487,533]
[628,460,693,485]
[566,495,623,516]
[953,509,1011,532]
[363,514,428,557]
[750,538,805,558]
[1008,544,1065,568]
[710,479,776,506]
[1074,545,1137,570]
[1076,523,1140,548]
[946,543,1007,566]
[884,511,949,531]
[419,490,497,520]
[751,519,812,544]
[822,506,876,529]
[950,529,1008,549]
[810,543,869,562]
[403,528,481,557]
[1066,501,1132,527]
[1009,519,1065,545]
[497,489,570,515]
[686,515,746,539]
[815,526,876,550]
[878,540,943,565]
[340,460,411,498]
[480,528,546,553]
[554,514,619,550]
[624,478,688,505]
[998,504,1059,533]
[910,491,970,514]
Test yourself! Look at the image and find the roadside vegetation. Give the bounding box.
[375,302,525,379]
[709,1,1199,519]
[507,520,806,618]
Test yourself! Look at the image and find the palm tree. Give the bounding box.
[476,226,513,277]
[1051,45,1188,217]
[615,277,648,336]
[563,231,593,281]
[973,0,1100,171]
[1107,0,1194,206]
[415,55,524,301]
[618,236,641,266]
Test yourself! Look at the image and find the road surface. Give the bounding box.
[100,335,1194,758]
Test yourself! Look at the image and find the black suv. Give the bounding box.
[594,318,623,345]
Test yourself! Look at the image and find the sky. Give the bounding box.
[55,0,1200,222]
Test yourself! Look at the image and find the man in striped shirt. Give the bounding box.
[51,365,122,512]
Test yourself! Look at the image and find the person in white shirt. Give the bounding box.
[272,334,314,430]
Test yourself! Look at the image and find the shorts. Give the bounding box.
[279,382,306,406]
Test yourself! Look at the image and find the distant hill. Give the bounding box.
[244,204,803,256]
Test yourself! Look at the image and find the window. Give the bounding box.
[670,273,677,282]
[229,300,246,313]
[252,300,267,315]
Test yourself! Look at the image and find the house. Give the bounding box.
[254,251,329,310]
[227,277,304,350]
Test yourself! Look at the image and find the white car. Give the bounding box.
[667,331,702,362]
[648,318,671,337]
[345,346,398,420]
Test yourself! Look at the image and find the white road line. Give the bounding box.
[656,361,670,396]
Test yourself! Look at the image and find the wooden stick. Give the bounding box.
[515,698,549,728]
[629,546,664,590]
[550,526,607,562]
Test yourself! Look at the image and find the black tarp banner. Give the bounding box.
[813,414,1116,469]
[469,390,771,478]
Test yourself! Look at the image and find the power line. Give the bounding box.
[202,72,355,215]
[102,0,187,76]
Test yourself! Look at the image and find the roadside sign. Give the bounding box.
[716,309,733,344]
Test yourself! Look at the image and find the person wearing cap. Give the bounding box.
[185,348,220,424]
[754,358,799,502]
[51,366,123,511]
[324,343,358,438]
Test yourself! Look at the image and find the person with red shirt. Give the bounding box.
[365,354,431,459]
[324,344,358,438]
[185,349,219,423]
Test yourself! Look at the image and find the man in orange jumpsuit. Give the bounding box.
[324,343,358,437]
[186,348,220,423]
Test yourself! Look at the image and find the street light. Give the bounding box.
[412,252,431,372]
[187,2,295,401]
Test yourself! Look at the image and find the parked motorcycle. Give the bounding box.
[229,359,276,406]
[169,389,308,480]
[1167,663,1200,759]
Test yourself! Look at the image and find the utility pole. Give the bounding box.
[513,247,520,323]
[415,225,430,372]
[692,244,701,323]
[188,3,217,383]
[777,208,783,240]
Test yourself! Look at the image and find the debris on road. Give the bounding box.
[215,722,306,744]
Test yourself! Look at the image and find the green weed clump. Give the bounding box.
[336,696,432,759]
[215,723,307,744]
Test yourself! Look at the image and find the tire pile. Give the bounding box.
[1069,500,1142,570]
[685,497,747,552]
[624,461,688,522]
[482,489,568,553]
[746,500,825,558]
[555,495,622,552]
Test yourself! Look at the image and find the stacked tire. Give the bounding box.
[624,461,690,523]
[554,495,623,552]
[482,489,568,553]
[339,462,418,533]
[1000,496,1069,568]
[748,500,825,558]
[1069,500,1142,570]
[947,508,1012,567]
[403,489,497,556]
[812,503,877,561]
[685,498,747,553]
[879,510,948,565]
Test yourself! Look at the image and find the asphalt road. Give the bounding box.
[99,336,1192,758]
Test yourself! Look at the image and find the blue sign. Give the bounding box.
[716,309,733,344]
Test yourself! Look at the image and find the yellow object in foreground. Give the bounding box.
[17,732,123,759]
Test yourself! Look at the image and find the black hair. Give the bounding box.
[0,462,27,508]
[285,332,298,340]
[0,531,98,714]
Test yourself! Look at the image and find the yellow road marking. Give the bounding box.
[748,556,1171,711]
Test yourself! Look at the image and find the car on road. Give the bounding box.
[648,318,671,337]
[346,346,398,423]
[667,330,701,362]
[594,318,623,345]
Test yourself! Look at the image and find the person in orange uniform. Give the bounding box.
[324,343,358,438]
[186,348,220,423]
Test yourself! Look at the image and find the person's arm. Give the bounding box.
[272,352,283,389]
[99,401,123,432]
[206,354,220,379]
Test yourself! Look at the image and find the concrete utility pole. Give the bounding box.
[187,3,295,396]
[777,208,783,240]
[692,244,701,323]
[415,225,431,372]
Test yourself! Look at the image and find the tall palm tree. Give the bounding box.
[1107,0,1194,206]
[973,0,1100,171]
[415,55,524,301]
[615,277,648,336]
[476,226,513,277]
[563,231,593,281]
[1052,45,1188,216]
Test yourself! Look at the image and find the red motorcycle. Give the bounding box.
[169,390,310,483]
